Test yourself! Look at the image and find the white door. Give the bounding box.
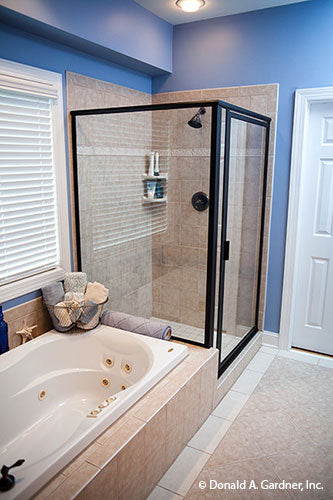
[292,102,333,355]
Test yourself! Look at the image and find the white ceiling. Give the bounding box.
[134,0,309,25]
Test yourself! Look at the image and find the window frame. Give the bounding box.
[0,58,71,301]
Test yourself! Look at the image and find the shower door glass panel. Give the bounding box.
[75,106,212,346]
[219,116,265,363]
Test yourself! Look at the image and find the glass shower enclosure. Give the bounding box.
[71,101,270,377]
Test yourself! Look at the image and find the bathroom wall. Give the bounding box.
[0,20,153,313]
[0,0,173,75]
[153,0,333,333]
[152,84,278,334]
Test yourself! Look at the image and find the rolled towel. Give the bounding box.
[64,291,85,302]
[42,282,73,332]
[42,282,64,305]
[45,305,74,332]
[54,301,73,327]
[64,272,87,294]
[85,282,109,304]
[78,299,99,325]
[101,311,172,340]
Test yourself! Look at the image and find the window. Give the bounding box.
[0,59,71,301]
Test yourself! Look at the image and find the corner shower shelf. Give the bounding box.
[142,174,168,181]
[142,196,168,204]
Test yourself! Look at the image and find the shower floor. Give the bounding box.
[152,318,242,360]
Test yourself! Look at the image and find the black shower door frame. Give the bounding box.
[216,109,271,377]
[70,100,271,377]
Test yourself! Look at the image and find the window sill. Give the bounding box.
[0,267,67,303]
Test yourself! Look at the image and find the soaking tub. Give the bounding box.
[0,325,188,500]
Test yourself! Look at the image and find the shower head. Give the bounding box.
[188,107,206,128]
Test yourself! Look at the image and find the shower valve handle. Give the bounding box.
[0,459,25,491]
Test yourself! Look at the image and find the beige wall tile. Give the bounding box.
[4,297,52,350]
[33,474,67,500]
[144,407,167,462]
[118,467,146,500]
[76,458,117,500]
[144,445,167,498]
[117,430,145,493]
[47,462,99,500]
[87,417,145,469]
[63,442,101,477]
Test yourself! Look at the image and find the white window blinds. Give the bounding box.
[0,89,59,285]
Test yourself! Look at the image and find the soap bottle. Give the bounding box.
[0,304,9,354]
[155,180,164,199]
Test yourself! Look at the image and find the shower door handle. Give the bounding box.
[223,240,230,261]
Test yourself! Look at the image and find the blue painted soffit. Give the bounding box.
[0,0,173,77]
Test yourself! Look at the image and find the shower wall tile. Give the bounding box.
[67,72,153,318]
[201,87,239,99]
[152,84,278,335]
[66,72,151,271]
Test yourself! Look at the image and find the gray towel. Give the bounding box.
[77,303,102,330]
[79,299,99,324]
[41,282,64,305]
[64,272,87,293]
[42,282,74,331]
[101,311,172,340]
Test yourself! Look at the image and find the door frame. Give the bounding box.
[280,86,333,350]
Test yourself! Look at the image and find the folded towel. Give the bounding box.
[101,311,172,340]
[42,282,64,305]
[64,272,87,294]
[78,299,99,324]
[85,282,109,304]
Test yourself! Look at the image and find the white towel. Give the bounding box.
[85,282,109,304]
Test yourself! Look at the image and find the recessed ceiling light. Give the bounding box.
[176,0,206,13]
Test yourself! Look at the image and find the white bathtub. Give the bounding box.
[0,325,188,500]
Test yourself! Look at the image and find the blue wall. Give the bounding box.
[0,0,173,75]
[153,0,333,333]
[0,21,153,310]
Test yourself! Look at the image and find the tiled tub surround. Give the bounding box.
[151,347,333,500]
[32,344,218,500]
[0,326,188,500]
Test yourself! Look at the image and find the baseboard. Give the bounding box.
[262,330,279,347]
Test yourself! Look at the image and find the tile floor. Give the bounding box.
[153,318,242,360]
[148,347,333,500]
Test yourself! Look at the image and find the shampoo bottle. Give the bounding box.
[0,304,9,354]
[154,152,159,176]
[148,152,155,177]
